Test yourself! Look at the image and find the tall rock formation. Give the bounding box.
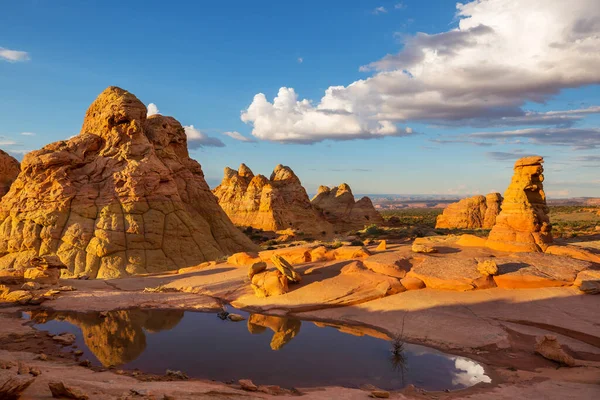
[435,193,502,229]
[311,184,384,233]
[213,164,333,236]
[0,87,256,278]
[0,150,20,198]
[486,156,552,252]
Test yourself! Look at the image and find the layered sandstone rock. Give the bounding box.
[435,193,502,229]
[213,164,333,236]
[0,150,20,198]
[486,156,552,252]
[311,184,384,233]
[0,87,256,278]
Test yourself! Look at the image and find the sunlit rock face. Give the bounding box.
[31,309,184,366]
[486,156,552,252]
[213,163,333,236]
[311,183,384,233]
[435,193,502,230]
[0,87,256,278]
[0,149,20,198]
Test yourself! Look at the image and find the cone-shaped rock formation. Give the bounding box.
[435,193,502,229]
[0,150,20,198]
[311,183,384,233]
[0,87,256,278]
[213,164,333,236]
[486,156,552,252]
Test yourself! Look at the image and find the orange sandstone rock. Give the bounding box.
[213,164,333,236]
[456,234,487,247]
[0,87,256,279]
[435,193,502,229]
[486,156,553,252]
[311,183,384,233]
[0,149,20,198]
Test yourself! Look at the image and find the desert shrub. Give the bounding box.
[364,224,383,236]
[350,239,364,246]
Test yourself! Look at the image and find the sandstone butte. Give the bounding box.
[486,156,553,252]
[310,183,384,233]
[212,163,333,236]
[0,86,256,279]
[0,149,20,198]
[435,192,502,230]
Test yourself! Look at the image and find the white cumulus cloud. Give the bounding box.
[242,0,600,143]
[184,125,225,149]
[20,132,35,136]
[147,103,160,117]
[0,47,30,62]
[241,87,414,143]
[223,131,256,143]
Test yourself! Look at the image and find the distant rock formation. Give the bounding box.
[311,184,384,233]
[0,87,256,278]
[0,149,20,198]
[486,156,552,252]
[435,193,502,229]
[213,164,333,236]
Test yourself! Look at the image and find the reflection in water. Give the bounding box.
[247,314,301,350]
[452,357,492,387]
[30,309,184,366]
[30,308,490,391]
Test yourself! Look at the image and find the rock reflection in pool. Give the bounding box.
[30,309,490,391]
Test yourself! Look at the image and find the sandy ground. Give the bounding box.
[1,242,599,399]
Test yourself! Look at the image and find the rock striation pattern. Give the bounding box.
[213,164,333,236]
[0,87,256,278]
[486,156,553,252]
[0,150,20,198]
[435,193,502,229]
[311,183,384,233]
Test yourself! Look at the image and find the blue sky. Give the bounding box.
[1,0,599,197]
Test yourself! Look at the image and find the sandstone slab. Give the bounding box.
[493,253,591,289]
[406,256,481,291]
[362,252,411,278]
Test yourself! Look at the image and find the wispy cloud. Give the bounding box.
[484,150,530,161]
[372,6,387,15]
[223,131,256,143]
[20,132,35,136]
[184,125,225,148]
[297,57,303,64]
[470,127,600,150]
[0,47,30,62]
[394,3,406,9]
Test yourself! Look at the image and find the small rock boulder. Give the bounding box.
[411,243,437,253]
[376,240,387,251]
[477,260,498,276]
[251,270,289,298]
[4,290,33,305]
[271,254,302,283]
[247,261,267,280]
[48,381,89,400]
[0,370,35,400]
[534,335,576,366]
[239,379,258,392]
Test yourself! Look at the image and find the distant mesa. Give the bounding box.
[435,193,502,230]
[213,163,333,236]
[311,183,384,233]
[0,86,256,278]
[0,149,20,198]
[486,156,553,252]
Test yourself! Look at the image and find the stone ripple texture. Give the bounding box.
[213,163,334,236]
[0,87,256,278]
[435,192,503,229]
[486,156,553,252]
[0,149,20,198]
[311,183,384,233]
